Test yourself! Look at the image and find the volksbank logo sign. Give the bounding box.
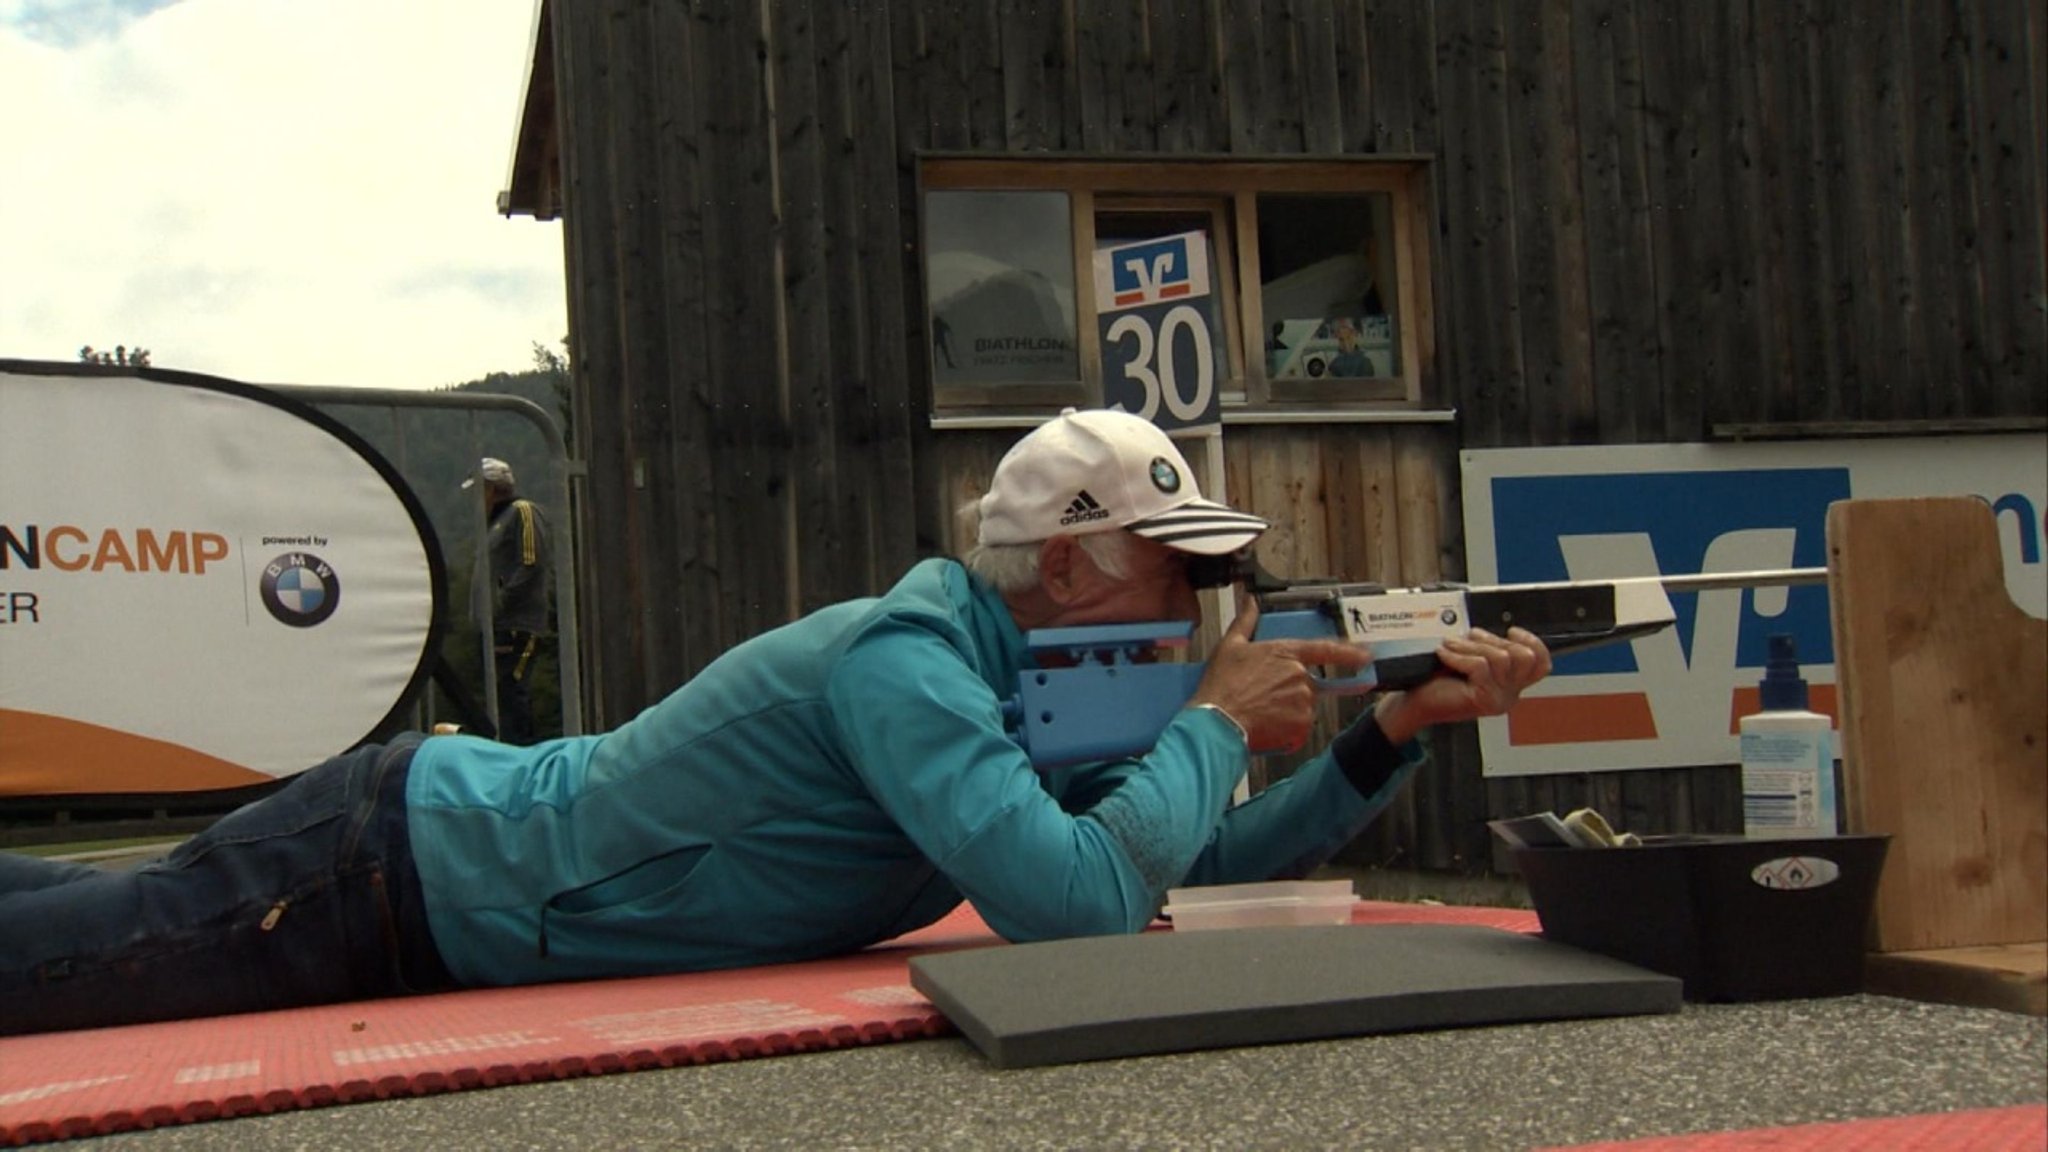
[1490,468,1849,678]
[1462,437,2048,778]
[1108,235,1197,308]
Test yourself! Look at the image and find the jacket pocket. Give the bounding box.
[538,844,711,956]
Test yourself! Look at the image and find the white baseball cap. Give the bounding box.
[977,408,1268,556]
[462,457,516,490]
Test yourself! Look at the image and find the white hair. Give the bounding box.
[957,498,1135,592]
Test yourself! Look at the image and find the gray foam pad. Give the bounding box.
[908,923,1682,1068]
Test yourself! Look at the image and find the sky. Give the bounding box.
[0,0,566,391]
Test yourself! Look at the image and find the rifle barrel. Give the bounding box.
[1634,568,1830,593]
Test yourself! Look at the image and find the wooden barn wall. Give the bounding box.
[551,1,922,723]
[548,0,2046,873]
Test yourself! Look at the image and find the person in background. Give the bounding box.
[1328,318,1375,378]
[0,409,1550,1036]
[465,457,552,744]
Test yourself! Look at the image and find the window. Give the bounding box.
[1258,193,1400,387]
[923,190,1081,407]
[919,159,1430,414]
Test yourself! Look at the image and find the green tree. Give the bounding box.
[533,336,572,442]
[78,344,151,367]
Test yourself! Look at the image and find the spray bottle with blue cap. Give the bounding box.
[1740,633,1838,840]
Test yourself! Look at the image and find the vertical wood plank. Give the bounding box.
[1750,0,1831,425]
[917,3,972,149]
[1295,0,1346,153]
[1802,4,1851,420]
[1504,0,1593,445]
[1221,0,1269,152]
[964,0,1008,148]
[1635,3,1715,441]
[999,0,1068,151]
[1329,0,1373,152]
[553,0,637,722]
[1255,0,1307,151]
[1362,0,1437,153]
[1970,0,2047,415]
[888,4,937,154]
[1434,0,1521,447]
[849,3,923,570]
[817,0,875,597]
[1829,497,2048,951]
[614,1,691,695]
[1826,4,1897,421]
[1570,0,1658,443]
[1147,0,1224,152]
[1710,1,1767,430]
[1687,763,1742,834]
[1073,0,1121,149]
[1326,426,1400,584]
[702,0,792,647]
[1900,0,1968,418]
[772,0,846,617]
[645,1,723,686]
[1391,433,1441,585]
[1846,2,1921,419]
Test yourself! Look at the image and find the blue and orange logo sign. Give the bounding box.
[1107,236,1197,309]
[1489,467,1849,748]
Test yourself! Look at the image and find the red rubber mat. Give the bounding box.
[0,901,1538,1144]
[1534,1104,2047,1151]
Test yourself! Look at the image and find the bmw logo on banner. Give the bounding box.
[260,552,341,627]
[0,361,446,798]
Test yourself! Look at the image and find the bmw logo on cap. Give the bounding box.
[1148,457,1182,495]
[260,552,341,628]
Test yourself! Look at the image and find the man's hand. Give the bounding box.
[1372,626,1553,744]
[1187,594,1373,752]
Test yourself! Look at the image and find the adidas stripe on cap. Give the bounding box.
[977,407,1269,556]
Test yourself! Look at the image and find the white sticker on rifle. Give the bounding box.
[1332,591,1467,646]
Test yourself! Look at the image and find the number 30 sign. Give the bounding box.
[1093,231,1221,432]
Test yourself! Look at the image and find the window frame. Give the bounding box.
[918,156,1435,415]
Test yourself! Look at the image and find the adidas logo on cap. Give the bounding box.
[1059,491,1111,527]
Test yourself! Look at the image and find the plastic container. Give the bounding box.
[1741,633,1839,840]
[1163,880,1358,931]
[1513,834,1889,1001]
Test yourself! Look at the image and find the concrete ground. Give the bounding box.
[17,846,2045,1150]
[37,994,2048,1150]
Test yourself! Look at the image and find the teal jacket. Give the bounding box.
[407,558,1423,986]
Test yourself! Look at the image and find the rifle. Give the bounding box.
[1001,559,1684,769]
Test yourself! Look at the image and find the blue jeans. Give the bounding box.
[0,735,454,1036]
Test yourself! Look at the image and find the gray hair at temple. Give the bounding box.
[957,498,1135,593]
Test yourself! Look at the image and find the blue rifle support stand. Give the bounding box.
[1004,610,1380,770]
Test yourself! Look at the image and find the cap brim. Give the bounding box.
[1127,499,1270,556]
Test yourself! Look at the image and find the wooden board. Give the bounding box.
[1864,943,2047,1017]
[1826,497,2048,954]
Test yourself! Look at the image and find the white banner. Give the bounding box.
[0,364,442,795]
[1462,436,2046,777]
